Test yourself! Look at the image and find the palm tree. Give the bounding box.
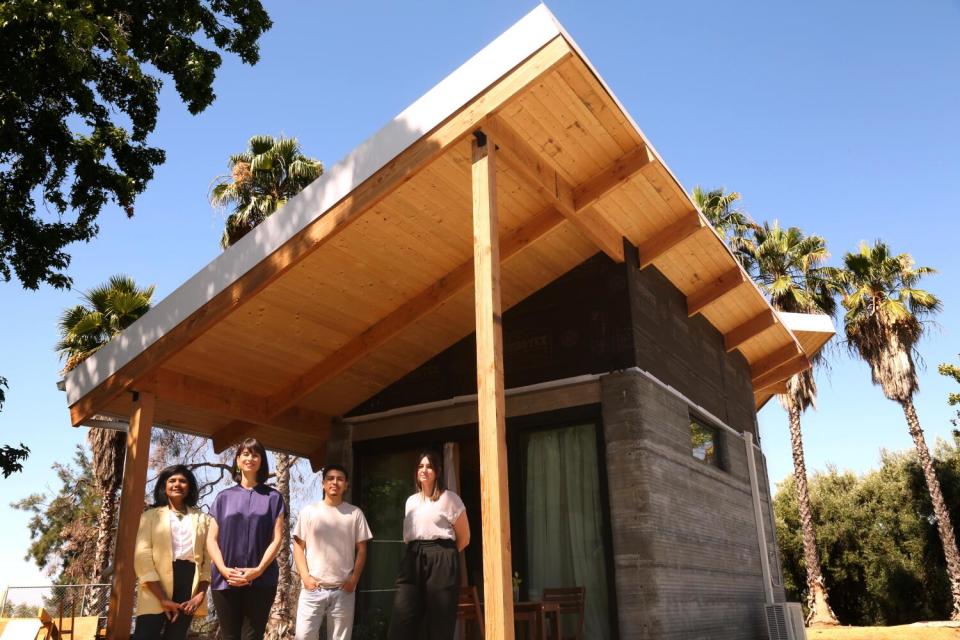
[210,134,323,248]
[741,222,840,625]
[212,134,321,638]
[838,240,960,620]
[56,275,154,584]
[691,186,756,255]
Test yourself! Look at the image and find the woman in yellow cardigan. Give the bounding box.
[133,465,211,640]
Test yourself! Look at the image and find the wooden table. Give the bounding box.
[513,600,561,640]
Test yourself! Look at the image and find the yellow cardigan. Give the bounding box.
[134,506,212,617]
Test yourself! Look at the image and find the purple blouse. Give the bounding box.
[210,484,286,590]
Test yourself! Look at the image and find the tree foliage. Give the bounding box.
[210,135,323,248]
[691,186,756,252]
[0,0,272,290]
[0,374,30,477]
[939,356,960,427]
[774,437,960,624]
[11,445,101,582]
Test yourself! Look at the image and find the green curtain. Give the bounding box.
[526,423,612,640]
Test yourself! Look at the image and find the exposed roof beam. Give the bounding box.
[749,342,803,381]
[135,369,270,424]
[265,206,566,418]
[68,35,575,427]
[686,267,747,317]
[483,116,625,262]
[307,445,328,473]
[767,381,789,395]
[211,420,253,454]
[211,409,332,454]
[724,309,778,353]
[752,355,811,391]
[572,145,655,212]
[635,214,705,268]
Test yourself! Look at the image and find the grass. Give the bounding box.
[808,626,960,640]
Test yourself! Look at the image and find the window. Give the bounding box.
[690,417,721,468]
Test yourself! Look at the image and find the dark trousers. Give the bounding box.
[211,586,277,640]
[133,560,196,640]
[387,539,459,640]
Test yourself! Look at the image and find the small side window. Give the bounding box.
[690,417,721,468]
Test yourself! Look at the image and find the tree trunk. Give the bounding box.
[785,397,839,626]
[902,398,960,620]
[266,453,296,640]
[88,429,125,617]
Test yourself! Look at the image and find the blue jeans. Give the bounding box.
[294,586,355,640]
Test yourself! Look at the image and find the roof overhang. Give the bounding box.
[62,5,831,460]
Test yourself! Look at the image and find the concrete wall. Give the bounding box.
[601,370,784,640]
[625,247,758,435]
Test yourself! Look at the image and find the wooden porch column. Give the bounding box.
[471,131,515,639]
[107,392,155,640]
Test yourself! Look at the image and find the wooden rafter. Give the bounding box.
[686,267,747,317]
[572,144,654,211]
[264,205,565,417]
[752,355,811,391]
[636,214,704,268]
[749,342,803,381]
[482,116,627,262]
[725,309,778,353]
[68,35,575,428]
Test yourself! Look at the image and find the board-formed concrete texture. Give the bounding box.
[601,370,786,639]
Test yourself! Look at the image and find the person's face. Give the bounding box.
[237,448,262,475]
[323,470,348,496]
[166,474,190,503]
[417,456,437,488]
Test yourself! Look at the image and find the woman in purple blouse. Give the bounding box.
[206,438,285,640]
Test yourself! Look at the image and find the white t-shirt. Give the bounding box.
[402,491,466,544]
[168,510,194,561]
[292,501,372,587]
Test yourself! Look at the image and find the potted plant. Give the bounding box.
[512,571,522,603]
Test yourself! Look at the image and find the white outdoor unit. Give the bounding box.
[765,603,806,640]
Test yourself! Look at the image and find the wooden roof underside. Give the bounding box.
[63,8,831,463]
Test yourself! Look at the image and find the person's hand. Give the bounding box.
[160,599,180,622]
[302,575,319,591]
[180,593,205,615]
[225,568,250,587]
[340,578,357,594]
[239,567,263,581]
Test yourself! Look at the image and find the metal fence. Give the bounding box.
[1,584,110,637]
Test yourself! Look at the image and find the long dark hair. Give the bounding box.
[414,449,445,501]
[232,437,270,484]
[153,465,199,508]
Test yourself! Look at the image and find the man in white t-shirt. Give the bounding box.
[293,464,373,640]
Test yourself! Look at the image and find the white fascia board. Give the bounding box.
[777,311,836,336]
[64,5,564,406]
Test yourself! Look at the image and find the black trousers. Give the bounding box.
[387,539,460,640]
[211,585,277,640]
[133,560,196,640]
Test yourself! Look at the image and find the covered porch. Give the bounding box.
[62,6,830,639]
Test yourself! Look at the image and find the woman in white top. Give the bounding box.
[387,450,470,640]
[133,465,211,640]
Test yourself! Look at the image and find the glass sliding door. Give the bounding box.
[523,422,612,640]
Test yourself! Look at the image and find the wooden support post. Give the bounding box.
[107,392,155,640]
[471,132,515,640]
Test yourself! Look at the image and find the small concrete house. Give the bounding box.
[62,7,832,639]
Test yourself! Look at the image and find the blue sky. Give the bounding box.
[1,1,958,588]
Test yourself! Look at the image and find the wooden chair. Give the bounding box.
[541,587,586,640]
[456,586,484,639]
